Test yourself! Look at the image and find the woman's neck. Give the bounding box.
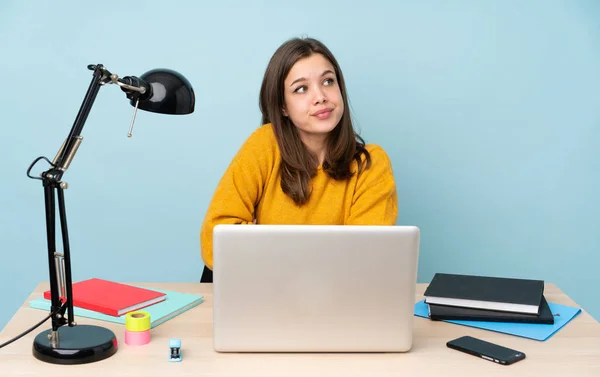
[300,133,327,166]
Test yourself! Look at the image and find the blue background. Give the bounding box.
[1,0,599,332]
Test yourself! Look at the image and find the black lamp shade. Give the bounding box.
[133,69,195,115]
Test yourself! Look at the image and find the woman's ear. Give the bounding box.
[282,107,288,117]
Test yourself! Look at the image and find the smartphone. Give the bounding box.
[447,336,526,365]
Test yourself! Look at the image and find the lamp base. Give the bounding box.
[32,324,118,365]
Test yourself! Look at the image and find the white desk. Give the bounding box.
[1,282,599,376]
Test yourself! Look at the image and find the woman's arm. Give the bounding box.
[346,145,398,225]
[200,126,274,269]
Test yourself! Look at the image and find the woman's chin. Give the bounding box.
[310,117,341,133]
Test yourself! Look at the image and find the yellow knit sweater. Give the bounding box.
[200,123,398,270]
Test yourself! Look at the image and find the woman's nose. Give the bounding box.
[313,88,327,104]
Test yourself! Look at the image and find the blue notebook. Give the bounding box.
[29,287,204,329]
[414,299,581,341]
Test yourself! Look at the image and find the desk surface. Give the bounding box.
[1,283,599,377]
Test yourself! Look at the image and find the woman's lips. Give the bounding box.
[313,108,333,119]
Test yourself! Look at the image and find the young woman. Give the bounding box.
[200,37,397,281]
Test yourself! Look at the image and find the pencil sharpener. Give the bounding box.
[169,338,182,362]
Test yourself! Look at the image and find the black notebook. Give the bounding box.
[428,295,554,324]
[423,273,544,314]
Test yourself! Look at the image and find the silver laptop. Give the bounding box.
[212,224,420,353]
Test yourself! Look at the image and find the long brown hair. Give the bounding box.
[259,37,371,205]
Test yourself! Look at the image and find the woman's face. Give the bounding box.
[282,53,344,146]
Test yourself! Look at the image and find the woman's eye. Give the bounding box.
[324,78,335,86]
[294,85,307,93]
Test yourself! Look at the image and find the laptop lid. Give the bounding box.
[212,224,420,352]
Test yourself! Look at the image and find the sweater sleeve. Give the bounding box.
[200,127,273,270]
[346,145,398,225]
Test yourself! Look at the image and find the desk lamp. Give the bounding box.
[25,63,195,364]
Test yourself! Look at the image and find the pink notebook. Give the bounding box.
[43,278,166,316]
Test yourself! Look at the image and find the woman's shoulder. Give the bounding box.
[251,122,277,140]
[233,123,279,164]
[240,123,277,150]
[364,143,391,160]
[363,143,393,168]
[355,143,394,183]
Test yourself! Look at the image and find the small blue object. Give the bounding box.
[169,338,182,362]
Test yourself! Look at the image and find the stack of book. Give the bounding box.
[31,277,205,328]
[423,273,554,324]
[43,278,168,316]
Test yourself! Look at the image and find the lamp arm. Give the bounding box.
[49,64,148,176]
[112,77,147,94]
[37,63,143,337]
[38,64,109,336]
[51,65,108,177]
